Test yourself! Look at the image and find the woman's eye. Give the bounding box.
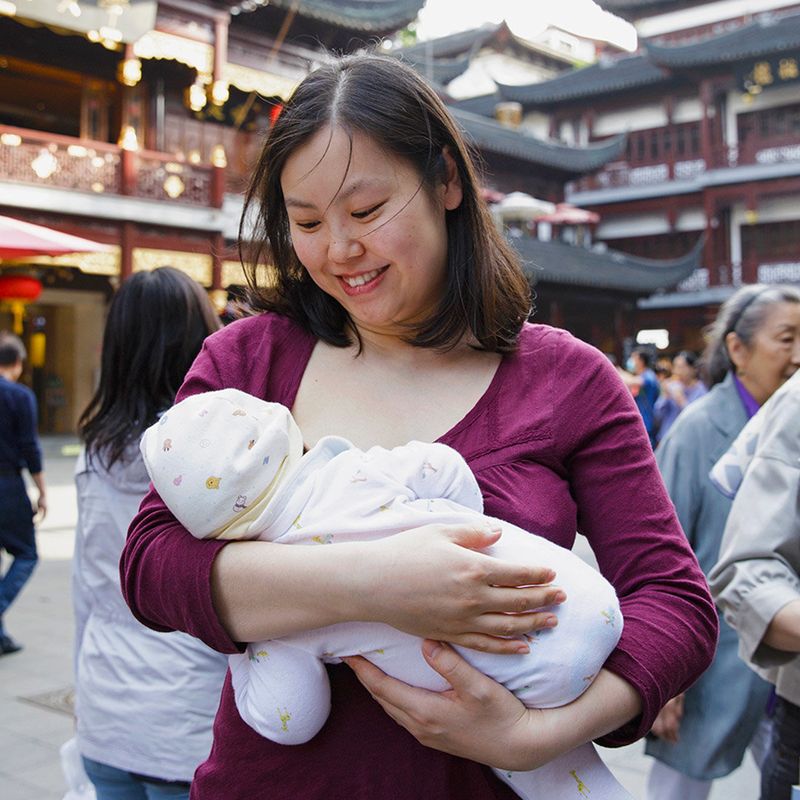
[295,220,320,230]
[352,202,384,220]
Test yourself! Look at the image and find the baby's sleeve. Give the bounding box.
[381,441,484,512]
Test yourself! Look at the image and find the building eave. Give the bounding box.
[452,108,628,174]
[253,0,425,32]
[644,11,800,67]
[495,55,669,105]
[512,235,703,293]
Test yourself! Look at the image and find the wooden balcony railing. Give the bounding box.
[0,125,224,208]
[676,259,800,293]
[572,131,800,194]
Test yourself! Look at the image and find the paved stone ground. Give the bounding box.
[0,438,760,799]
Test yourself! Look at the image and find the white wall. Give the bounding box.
[447,52,561,100]
[593,104,668,136]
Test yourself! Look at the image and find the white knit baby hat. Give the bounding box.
[141,389,304,538]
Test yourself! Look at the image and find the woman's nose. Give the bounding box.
[328,233,364,263]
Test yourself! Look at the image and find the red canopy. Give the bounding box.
[537,203,600,225]
[0,215,111,259]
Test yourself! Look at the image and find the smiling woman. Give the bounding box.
[121,53,718,800]
[241,54,529,354]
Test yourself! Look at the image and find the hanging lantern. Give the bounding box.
[117,56,142,87]
[0,274,43,334]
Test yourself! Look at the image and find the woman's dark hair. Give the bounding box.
[78,267,221,469]
[240,53,531,353]
[703,283,800,387]
[675,350,699,369]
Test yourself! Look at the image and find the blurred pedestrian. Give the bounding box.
[73,267,228,799]
[710,367,800,800]
[654,351,707,444]
[0,331,46,655]
[120,53,717,800]
[617,347,660,445]
[645,283,800,800]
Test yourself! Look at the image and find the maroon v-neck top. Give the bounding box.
[121,313,717,799]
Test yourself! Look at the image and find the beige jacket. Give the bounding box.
[710,372,800,705]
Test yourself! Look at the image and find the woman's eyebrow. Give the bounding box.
[284,178,384,211]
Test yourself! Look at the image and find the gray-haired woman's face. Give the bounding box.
[732,300,800,405]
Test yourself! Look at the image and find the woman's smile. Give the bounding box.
[338,266,389,294]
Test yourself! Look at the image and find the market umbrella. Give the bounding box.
[494,192,556,221]
[536,203,600,225]
[0,215,111,259]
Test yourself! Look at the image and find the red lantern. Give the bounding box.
[0,274,43,334]
[0,274,43,301]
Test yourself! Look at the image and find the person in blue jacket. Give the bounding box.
[0,331,46,655]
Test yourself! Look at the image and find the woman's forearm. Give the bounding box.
[514,669,642,770]
[210,524,565,650]
[763,599,800,652]
[210,539,374,641]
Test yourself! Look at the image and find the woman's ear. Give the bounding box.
[441,147,463,211]
[725,330,749,375]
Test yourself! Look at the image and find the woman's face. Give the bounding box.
[281,126,463,340]
[731,301,800,405]
[672,355,695,384]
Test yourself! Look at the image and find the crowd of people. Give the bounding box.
[0,53,798,800]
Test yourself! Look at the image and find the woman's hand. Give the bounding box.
[345,643,642,771]
[360,523,565,655]
[649,694,684,743]
[345,641,548,771]
[212,521,563,647]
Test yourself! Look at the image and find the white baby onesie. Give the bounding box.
[142,389,632,800]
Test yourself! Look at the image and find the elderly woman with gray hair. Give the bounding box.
[645,283,800,800]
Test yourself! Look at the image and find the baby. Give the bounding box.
[142,388,631,800]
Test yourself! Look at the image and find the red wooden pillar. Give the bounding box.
[699,80,714,170]
[211,232,224,291]
[703,190,717,284]
[664,95,675,181]
[120,221,135,281]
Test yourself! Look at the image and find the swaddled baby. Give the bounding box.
[142,388,631,800]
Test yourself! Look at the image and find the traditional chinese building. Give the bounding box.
[0,0,426,431]
[451,0,800,353]
[0,1,703,431]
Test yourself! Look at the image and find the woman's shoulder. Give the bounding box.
[513,323,619,389]
[516,322,607,362]
[206,311,306,349]
[187,311,315,401]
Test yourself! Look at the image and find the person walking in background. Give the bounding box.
[617,347,660,446]
[0,331,46,655]
[645,283,800,800]
[73,268,228,799]
[710,370,800,800]
[654,350,707,444]
[120,54,717,800]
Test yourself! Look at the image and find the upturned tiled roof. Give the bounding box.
[645,11,800,67]
[396,22,502,60]
[451,108,628,174]
[495,55,669,104]
[400,53,472,85]
[264,0,425,31]
[602,0,701,17]
[449,92,502,117]
[512,235,703,293]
